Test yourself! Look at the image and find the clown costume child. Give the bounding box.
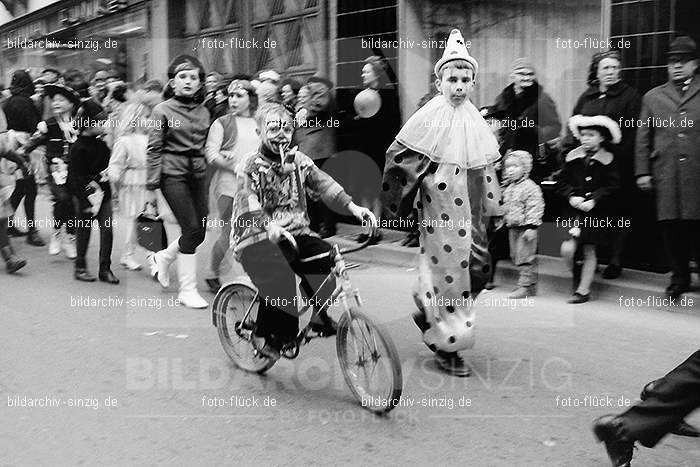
[381,29,502,376]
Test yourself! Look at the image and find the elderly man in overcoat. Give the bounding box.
[636,36,700,299]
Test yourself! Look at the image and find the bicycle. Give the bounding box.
[211,217,403,413]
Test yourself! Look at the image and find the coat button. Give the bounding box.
[680,111,687,116]
[585,176,592,181]
[679,132,685,137]
[680,156,687,162]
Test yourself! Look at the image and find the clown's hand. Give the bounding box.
[579,200,596,212]
[569,196,585,209]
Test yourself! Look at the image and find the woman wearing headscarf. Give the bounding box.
[562,50,641,279]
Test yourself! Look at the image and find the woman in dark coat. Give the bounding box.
[336,56,401,243]
[563,51,641,278]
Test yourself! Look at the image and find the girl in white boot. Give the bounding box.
[145,55,210,309]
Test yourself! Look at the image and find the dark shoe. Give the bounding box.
[1,245,27,274]
[98,269,120,284]
[74,268,96,282]
[641,380,699,438]
[367,232,382,245]
[592,415,634,467]
[252,335,281,361]
[26,230,45,247]
[602,264,622,279]
[412,309,430,333]
[665,284,688,300]
[568,292,589,304]
[7,225,27,237]
[671,421,700,438]
[400,232,420,247]
[434,351,471,377]
[310,310,338,337]
[355,233,369,243]
[206,277,222,294]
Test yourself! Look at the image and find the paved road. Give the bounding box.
[1,200,699,466]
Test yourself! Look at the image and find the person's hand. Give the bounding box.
[637,175,653,191]
[523,229,537,242]
[579,199,596,212]
[266,222,287,244]
[347,202,377,229]
[569,196,585,209]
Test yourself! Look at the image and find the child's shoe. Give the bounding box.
[120,253,142,271]
[508,286,536,299]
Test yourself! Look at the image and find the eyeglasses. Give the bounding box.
[265,120,293,136]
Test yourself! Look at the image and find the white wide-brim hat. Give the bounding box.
[568,114,622,144]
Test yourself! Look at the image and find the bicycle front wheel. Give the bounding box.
[214,283,275,374]
[336,308,403,413]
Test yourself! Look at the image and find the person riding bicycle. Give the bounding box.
[230,103,375,361]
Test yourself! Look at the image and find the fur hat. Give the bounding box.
[504,150,533,178]
[434,29,479,77]
[568,114,622,144]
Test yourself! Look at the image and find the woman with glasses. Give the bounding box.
[146,55,211,309]
[203,79,259,293]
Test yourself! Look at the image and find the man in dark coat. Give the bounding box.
[636,36,700,299]
[490,58,562,183]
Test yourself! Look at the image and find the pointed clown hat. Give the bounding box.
[434,28,479,77]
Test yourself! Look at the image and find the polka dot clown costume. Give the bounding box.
[381,29,502,372]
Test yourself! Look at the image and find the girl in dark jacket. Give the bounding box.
[21,84,82,259]
[558,115,621,303]
[146,55,210,309]
[563,51,641,278]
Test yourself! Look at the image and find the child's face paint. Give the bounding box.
[436,67,474,107]
[259,112,294,155]
[504,158,524,181]
[579,129,604,152]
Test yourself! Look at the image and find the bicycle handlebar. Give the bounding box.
[276,212,378,263]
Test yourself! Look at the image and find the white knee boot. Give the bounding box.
[177,253,208,309]
[148,238,179,288]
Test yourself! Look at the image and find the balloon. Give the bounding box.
[353,88,381,118]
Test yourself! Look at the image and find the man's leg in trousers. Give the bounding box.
[291,236,335,310]
[98,192,114,271]
[620,350,700,447]
[662,220,690,287]
[240,240,299,343]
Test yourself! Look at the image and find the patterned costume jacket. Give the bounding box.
[231,150,352,254]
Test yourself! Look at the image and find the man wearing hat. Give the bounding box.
[636,35,700,300]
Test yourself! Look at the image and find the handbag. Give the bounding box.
[136,202,168,252]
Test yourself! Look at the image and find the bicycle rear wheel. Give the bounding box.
[336,308,403,413]
[214,283,275,374]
